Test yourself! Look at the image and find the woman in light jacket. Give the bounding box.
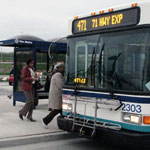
[42,62,64,128]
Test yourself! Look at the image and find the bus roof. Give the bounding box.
[68,0,150,35]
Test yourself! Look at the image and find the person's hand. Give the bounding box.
[33,78,38,81]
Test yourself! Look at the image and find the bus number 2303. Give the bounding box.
[122,103,142,113]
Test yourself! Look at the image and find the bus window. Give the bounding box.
[66,35,100,87]
[75,42,87,78]
[97,28,150,92]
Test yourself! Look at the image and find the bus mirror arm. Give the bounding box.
[48,37,67,59]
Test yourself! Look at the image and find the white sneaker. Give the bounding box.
[42,119,48,129]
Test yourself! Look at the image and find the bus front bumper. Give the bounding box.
[57,116,150,147]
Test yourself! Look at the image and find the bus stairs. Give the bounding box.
[65,96,122,138]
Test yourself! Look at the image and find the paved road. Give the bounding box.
[0,75,9,78]
[0,75,9,80]
[0,82,11,96]
[0,134,127,150]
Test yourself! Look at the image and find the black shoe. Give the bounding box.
[19,114,23,120]
[28,118,36,122]
[42,119,48,129]
[8,95,12,99]
[48,108,52,111]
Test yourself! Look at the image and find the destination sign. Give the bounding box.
[72,7,140,34]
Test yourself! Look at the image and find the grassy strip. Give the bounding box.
[0,73,9,75]
[0,63,12,69]
[0,63,12,74]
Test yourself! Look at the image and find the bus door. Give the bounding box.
[73,38,106,120]
[74,40,103,119]
[74,41,88,117]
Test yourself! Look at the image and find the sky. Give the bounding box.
[0,0,146,52]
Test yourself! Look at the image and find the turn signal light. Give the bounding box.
[143,116,150,124]
[109,8,114,12]
[74,16,78,19]
[91,12,96,16]
[99,10,104,14]
[131,3,138,7]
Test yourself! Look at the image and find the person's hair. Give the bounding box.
[26,59,34,65]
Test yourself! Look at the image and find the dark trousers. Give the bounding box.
[43,109,62,125]
[32,84,38,107]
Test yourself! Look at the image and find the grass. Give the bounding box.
[0,73,9,75]
[0,63,12,69]
[0,63,12,74]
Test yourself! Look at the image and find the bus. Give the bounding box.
[57,0,150,146]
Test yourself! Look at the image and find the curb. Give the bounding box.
[0,131,72,148]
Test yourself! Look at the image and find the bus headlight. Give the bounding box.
[122,112,142,124]
[62,103,72,112]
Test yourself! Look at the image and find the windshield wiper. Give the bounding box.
[107,52,138,90]
[111,72,138,90]
[98,42,105,83]
[90,47,95,85]
[109,52,122,75]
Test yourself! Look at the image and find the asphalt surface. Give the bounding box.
[0,136,127,150]
[0,82,64,148]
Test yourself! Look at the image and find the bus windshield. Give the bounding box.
[65,28,150,93]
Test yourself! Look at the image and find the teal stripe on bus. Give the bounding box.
[63,111,150,132]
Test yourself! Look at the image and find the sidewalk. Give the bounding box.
[0,82,65,148]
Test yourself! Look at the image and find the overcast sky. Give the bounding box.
[0,0,145,52]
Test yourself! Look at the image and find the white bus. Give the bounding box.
[58,1,150,146]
